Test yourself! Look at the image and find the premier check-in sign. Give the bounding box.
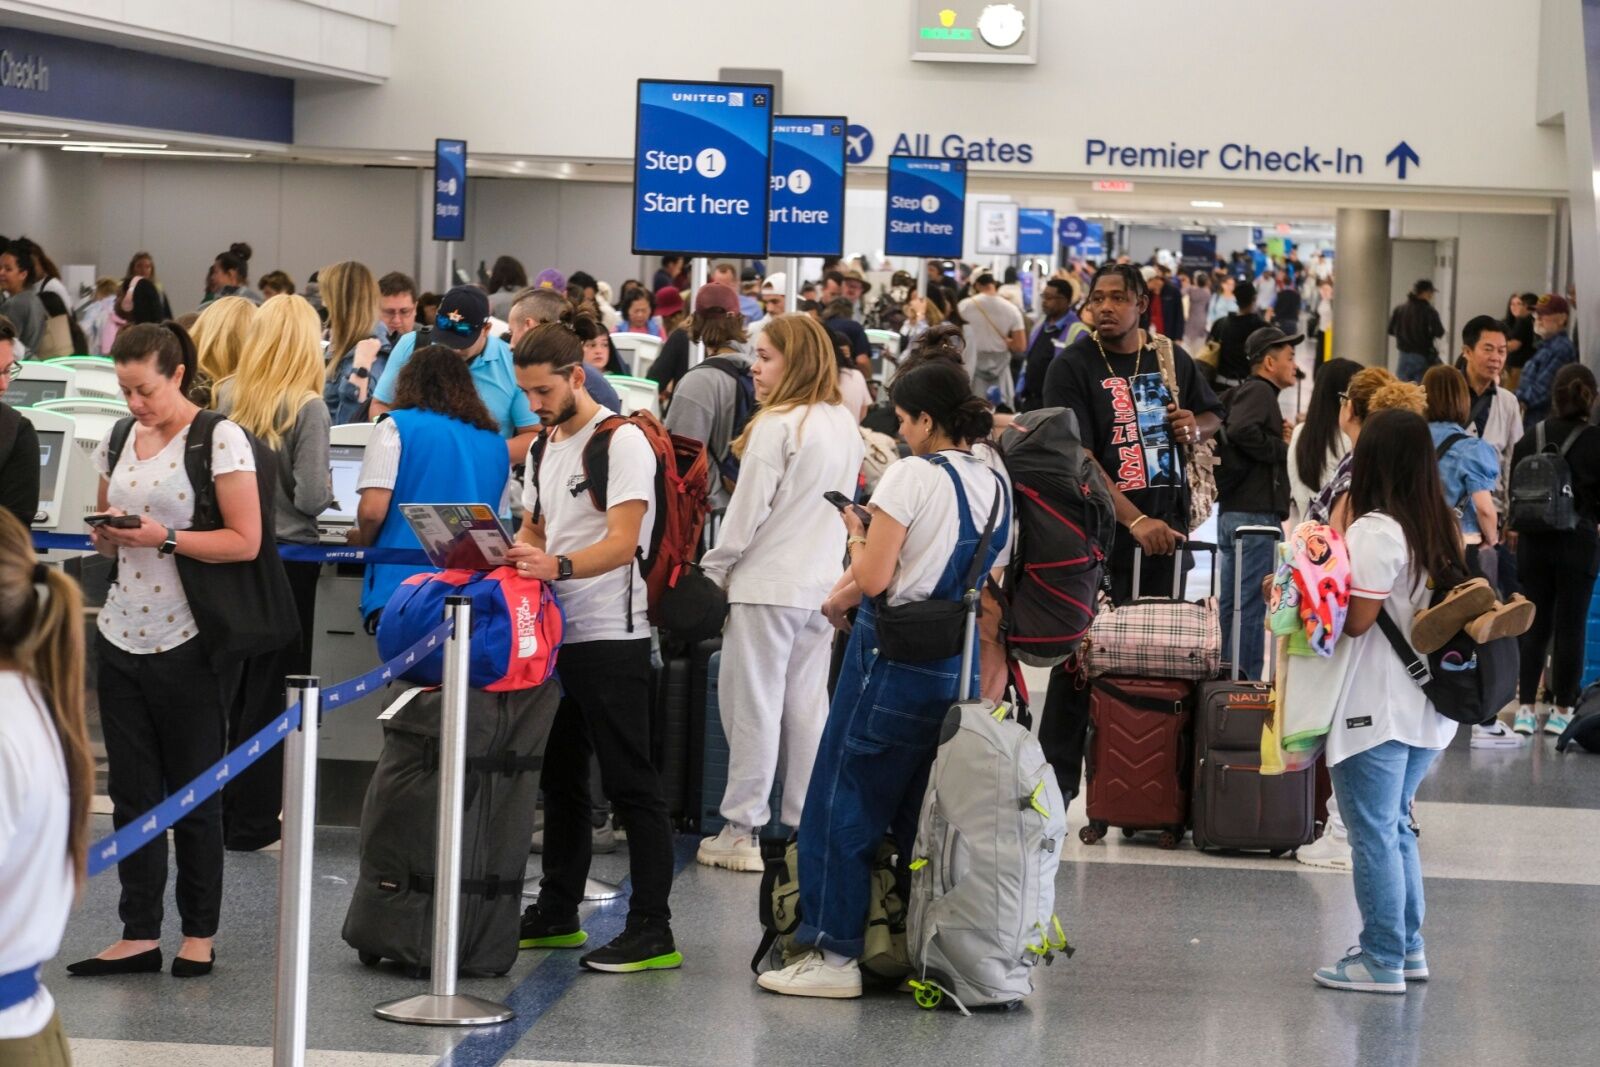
[768,116,846,257]
[633,79,774,258]
[884,155,966,259]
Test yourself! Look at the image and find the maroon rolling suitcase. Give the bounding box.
[1079,676,1193,849]
[1191,524,1316,854]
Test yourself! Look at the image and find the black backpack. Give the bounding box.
[1556,682,1600,752]
[1376,575,1516,727]
[681,356,756,487]
[1509,422,1585,532]
[990,408,1115,667]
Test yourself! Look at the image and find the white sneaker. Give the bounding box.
[695,824,762,872]
[1512,705,1538,736]
[1295,829,1352,872]
[1544,709,1574,736]
[755,950,862,999]
[1470,721,1522,749]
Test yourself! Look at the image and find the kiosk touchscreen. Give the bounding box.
[320,422,373,543]
[18,408,76,529]
[13,362,77,406]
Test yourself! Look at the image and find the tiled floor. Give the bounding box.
[48,706,1600,1067]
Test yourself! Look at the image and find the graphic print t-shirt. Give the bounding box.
[1041,333,1223,539]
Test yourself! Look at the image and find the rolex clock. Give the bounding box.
[912,0,1038,64]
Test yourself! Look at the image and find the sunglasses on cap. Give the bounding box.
[434,313,482,336]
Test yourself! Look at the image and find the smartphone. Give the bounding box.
[85,513,141,529]
[823,491,872,526]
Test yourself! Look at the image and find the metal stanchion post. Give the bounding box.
[689,257,709,367]
[785,256,799,314]
[273,677,320,1067]
[376,597,513,1026]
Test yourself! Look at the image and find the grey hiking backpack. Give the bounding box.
[906,698,1072,1013]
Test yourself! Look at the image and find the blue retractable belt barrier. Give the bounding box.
[83,617,453,878]
[31,531,433,568]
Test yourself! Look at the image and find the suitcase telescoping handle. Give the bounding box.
[1230,525,1284,682]
[1130,539,1218,601]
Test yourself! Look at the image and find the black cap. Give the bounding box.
[1246,326,1304,363]
[1414,278,1436,295]
[431,285,491,350]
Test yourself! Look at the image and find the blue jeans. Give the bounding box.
[1218,511,1279,680]
[1329,741,1440,971]
[794,601,978,957]
[1396,352,1434,384]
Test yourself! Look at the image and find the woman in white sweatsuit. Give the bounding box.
[696,314,865,872]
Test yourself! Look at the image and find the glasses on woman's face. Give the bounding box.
[1338,391,1350,404]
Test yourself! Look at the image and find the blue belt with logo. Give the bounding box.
[0,964,42,1012]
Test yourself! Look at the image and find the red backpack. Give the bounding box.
[528,412,710,630]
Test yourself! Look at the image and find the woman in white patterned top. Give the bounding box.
[67,322,263,981]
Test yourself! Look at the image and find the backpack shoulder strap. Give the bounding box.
[526,429,552,526]
[1375,606,1431,686]
[1558,423,1588,459]
[1536,422,1548,453]
[579,414,631,513]
[184,409,225,529]
[107,415,137,473]
[1435,432,1469,460]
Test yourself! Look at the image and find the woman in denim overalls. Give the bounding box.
[758,362,1010,999]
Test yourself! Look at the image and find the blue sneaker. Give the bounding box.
[1313,948,1405,994]
[1403,950,1429,981]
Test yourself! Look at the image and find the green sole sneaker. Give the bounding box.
[580,950,684,973]
[518,930,589,950]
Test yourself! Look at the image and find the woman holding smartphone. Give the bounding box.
[695,315,863,872]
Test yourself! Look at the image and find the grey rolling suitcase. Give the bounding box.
[1191,525,1316,854]
[342,682,559,976]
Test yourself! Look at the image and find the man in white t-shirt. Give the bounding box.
[958,271,1026,406]
[508,322,681,975]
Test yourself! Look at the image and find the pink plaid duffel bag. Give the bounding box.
[1084,542,1221,680]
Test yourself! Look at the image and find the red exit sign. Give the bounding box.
[1092,179,1135,192]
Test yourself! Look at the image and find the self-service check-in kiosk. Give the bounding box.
[611,331,664,380]
[12,361,77,408]
[44,356,118,400]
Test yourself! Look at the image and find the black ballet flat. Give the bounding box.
[66,948,163,976]
[171,952,215,978]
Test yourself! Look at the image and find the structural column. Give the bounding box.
[1569,1,1600,368]
[1332,208,1391,367]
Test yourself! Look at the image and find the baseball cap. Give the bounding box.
[1245,325,1304,363]
[761,271,788,297]
[431,286,491,350]
[1536,293,1571,316]
[533,268,566,292]
[694,282,742,316]
[653,285,685,319]
[567,270,597,293]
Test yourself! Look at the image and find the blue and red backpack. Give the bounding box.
[377,567,564,691]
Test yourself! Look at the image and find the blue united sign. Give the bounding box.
[768,116,846,257]
[884,156,966,259]
[1018,208,1055,255]
[432,138,467,242]
[633,79,774,258]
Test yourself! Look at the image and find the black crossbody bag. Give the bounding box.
[874,472,1003,664]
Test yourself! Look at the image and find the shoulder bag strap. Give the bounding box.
[970,295,1006,342]
[1435,432,1469,460]
[184,410,224,530]
[1558,422,1588,459]
[1375,606,1432,688]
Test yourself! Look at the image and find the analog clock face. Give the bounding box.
[977,3,1026,49]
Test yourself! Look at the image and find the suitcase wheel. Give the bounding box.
[357,951,382,968]
[1119,827,1138,840]
[908,980,943,1011]
[1157,830,1181,851]
[1269,848,1288,859]
[1078,822,1107,845]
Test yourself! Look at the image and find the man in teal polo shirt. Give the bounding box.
[370,285,539,462]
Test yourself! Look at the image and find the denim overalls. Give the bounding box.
[795,454,1009,958]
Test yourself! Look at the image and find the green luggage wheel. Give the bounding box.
[910,981,943,1010]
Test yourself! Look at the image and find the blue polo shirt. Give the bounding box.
[372,330,537,438]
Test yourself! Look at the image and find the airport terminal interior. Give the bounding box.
[3,2,1600,1065]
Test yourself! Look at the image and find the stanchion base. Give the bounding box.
[373,992,514,1027]
[584,877,623,902]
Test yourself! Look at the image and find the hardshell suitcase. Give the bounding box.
[342,682,558,976]
[1191,525,1316,853]
[1080,677,1193,849]
[700,649,786,835]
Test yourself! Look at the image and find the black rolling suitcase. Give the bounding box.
[1191,524,1315,853]
[652,654,693,824]
[342,682,559,976]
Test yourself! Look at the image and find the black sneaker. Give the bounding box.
[579,920,683,973]
[518,904,586,950]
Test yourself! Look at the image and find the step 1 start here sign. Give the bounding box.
[633,79,774,258]
[884,156,967,260]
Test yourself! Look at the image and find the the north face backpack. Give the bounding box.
[1509,422,1587,532]
[377,567,564,691]
[527,411,711,630]
[991,408,1115,667]
[685,356,756,487]
[906,700,1071,1013]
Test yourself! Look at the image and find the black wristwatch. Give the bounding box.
[352,366,370,379]
[556,555,574,581]
[158,526,178,557]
